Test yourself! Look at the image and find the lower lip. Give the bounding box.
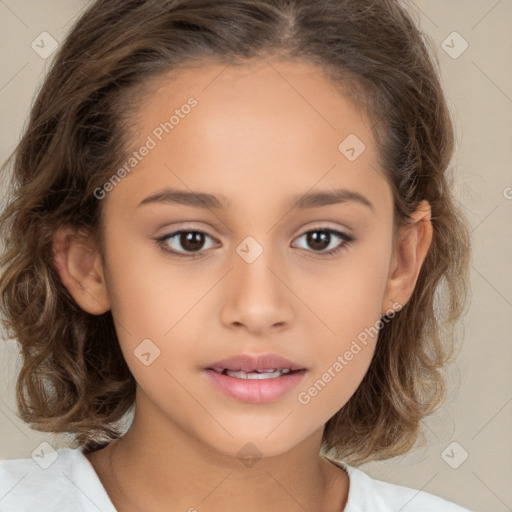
[204,369,307,404]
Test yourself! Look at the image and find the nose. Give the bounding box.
[219,237,294,335]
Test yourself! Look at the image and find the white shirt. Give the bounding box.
[0,447,473,511]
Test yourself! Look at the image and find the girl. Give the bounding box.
[0,0,473,510]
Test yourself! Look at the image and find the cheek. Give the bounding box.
[101,232,215,390]
[304,253,389,342]
[296,317,379,422]
[293,250,389,414]
[102,225,191,334]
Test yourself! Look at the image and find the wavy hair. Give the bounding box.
[0,0,471,465]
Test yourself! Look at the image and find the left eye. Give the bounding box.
[292,228,354,256]
[154,227,354,258]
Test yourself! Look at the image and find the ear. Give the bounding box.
[381,200,433,315]
[53,226,111,315]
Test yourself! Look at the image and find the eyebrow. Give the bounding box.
[137,187,374,212]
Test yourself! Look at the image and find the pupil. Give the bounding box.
[181,232,204,251]
[308,231,329,251]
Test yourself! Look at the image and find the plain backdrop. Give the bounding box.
[0,1,511,511]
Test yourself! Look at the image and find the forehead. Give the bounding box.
[139,59,372,137]
[108,58,389,215]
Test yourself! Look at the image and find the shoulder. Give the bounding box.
[333,460,474,512]
[0,446,116,512]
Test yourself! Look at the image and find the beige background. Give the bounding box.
[0,1,511,511]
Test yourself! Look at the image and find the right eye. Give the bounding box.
[154,229,219,258]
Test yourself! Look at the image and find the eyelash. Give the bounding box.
[154,226,355,259]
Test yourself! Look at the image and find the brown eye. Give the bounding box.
[306,231,330,251]
[293,228,354,256]
[155,229,218,257]
[178,231,207,252]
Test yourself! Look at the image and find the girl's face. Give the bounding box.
[77,59,418,459]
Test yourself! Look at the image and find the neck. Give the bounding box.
[87,395,349,512]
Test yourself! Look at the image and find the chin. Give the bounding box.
[206,430,308,463]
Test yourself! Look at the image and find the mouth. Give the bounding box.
[206,352,306,374]
[203,353,307,403]
[209,368,300,379]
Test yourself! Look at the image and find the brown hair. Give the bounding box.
[0,0,471,465]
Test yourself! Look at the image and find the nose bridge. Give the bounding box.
[233,232,281,293]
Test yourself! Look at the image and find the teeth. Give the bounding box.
[225,369,292,379]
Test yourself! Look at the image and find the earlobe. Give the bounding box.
[381,200,433,315]
[53,226,111,315]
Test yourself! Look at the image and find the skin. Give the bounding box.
[53,58,433,512]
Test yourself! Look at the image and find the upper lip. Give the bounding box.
[206,353,306,373]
